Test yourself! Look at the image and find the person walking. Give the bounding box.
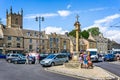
[35,53,40,64]
[25,54,29,64]
[79,52,83,68]
[83,52,88,68]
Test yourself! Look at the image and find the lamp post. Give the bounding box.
[35,16,44,53]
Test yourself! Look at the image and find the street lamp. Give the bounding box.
[35,16,44,53]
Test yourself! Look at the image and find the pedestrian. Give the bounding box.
[35,53,40,64]
[79,52,83,68]
[25,54,29,64]
[83,52,88,68]
[87,53,93,68]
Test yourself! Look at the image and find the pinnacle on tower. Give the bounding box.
[21,8,23,16]
[10,6,12,14]
[6,9,8,16]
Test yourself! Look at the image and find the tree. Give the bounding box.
[68,30,76,38]
[81,30,89,39]
[68,27,101,39]
[68,29,88,39]
[87,27,101,36]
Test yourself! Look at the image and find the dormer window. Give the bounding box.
[34,32,37,37]
[27,32,30,36]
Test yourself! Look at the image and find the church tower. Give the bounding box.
[6,6,23,29]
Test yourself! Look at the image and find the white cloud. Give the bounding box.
[43,26,68,34]
[88,7,107,12]
[94,14,120,24]
[79,7,109,13]
[24,10,71,19]
[24,13,58,19]
[57,10,71,17]
[85,14,120,43]
[105,30,120,43]
[67,4,71,9]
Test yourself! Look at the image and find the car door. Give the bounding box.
[61,54,68,64]
[54,55,62,65]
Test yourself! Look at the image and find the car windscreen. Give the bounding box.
[90,51,97,55]
[46,54,56,59]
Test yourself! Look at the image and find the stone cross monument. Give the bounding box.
[64,15,81,68]
[74,15,81,52]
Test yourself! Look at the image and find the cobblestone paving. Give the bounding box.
[46,65,115,80]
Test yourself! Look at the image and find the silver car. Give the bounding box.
[40,53,69,66]
[6,53,24,63]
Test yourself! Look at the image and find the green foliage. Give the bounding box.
[68,27,101,39]
[81,30,89,39]
[68,30,76,38]
[87,27,100,36]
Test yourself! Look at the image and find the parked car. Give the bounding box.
[108,49,120,61]
[104,53,115,61]
[40,53,49,61]
[0,53,6,59]
[12,55,35,64]
[61,53,72,60]
[6,53,24,63]
[40,53,69,67]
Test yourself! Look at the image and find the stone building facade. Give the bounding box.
[69,34,96,53]
[94,34,108,54]
[0,7,71,54]
[108,39,120,50]
[46,33,70,53]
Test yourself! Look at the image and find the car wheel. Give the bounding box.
[51,62,55,66]
[8,60,11,63]
[14,61,18,64]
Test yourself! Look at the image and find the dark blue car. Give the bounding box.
[12,55,35,64]
[104,53,115,61]
[0,53,6,59]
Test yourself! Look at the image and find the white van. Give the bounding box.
[86,49,98,62]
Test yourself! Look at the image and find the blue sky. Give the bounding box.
[0,0,120,43]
